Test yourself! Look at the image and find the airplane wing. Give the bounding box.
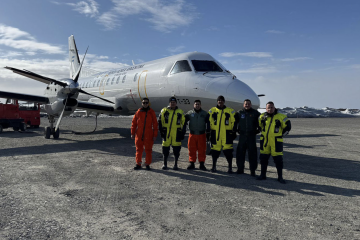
[4,67,67,87]
[77,101,115,114]
[0,91,50,104]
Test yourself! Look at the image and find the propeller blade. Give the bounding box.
[4,67,67,87]
[79,89,115,104]
[73,46,89,83]
[55,98,68,132]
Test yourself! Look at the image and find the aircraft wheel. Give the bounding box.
[44,126,51,139]
[53,127,60,139]
[20,123,27,132]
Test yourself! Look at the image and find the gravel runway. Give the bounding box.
[0,117,359,239]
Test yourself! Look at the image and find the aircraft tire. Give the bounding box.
[44,127,51,139]
[53,127,60,139]
[20,123,27,132]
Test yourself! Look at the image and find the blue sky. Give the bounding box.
[0,0,359,108]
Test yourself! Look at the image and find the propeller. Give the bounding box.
[55,97,68,132]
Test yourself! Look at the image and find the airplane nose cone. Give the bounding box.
[226,80,260,109]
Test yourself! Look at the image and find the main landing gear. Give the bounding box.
[44,116,60,139]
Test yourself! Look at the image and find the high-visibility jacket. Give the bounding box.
[259,109,291,156]
[131,107,158,141]
[158,106,185,147]
[207,105,237,151]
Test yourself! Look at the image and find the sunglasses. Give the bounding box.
[142,102,149,104]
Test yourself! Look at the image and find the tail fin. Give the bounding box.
[69,35,80,79]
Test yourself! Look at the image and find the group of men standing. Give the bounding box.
[131,96,291,183]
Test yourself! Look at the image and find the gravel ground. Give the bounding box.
[0,117,359,240]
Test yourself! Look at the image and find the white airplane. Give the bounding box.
[0,35,261,139]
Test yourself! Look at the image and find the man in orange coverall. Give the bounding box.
[131,98,158,170]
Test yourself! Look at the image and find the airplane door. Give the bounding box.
[99,74,108,95]
[138,70,148,101]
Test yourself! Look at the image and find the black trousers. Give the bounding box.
[236,134,258,171]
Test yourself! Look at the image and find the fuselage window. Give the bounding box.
[111,77,115,85]
[133,73,138,82]
[170,60,192,75]
[106,78,110,85]
[116,76,121,84]
[191,60,223,72]
[122,75,126,83]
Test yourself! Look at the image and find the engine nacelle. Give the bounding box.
[44,98,78,117]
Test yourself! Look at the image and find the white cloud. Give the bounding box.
[0,24,64,54]
[266,30,284,34]
[350,64,360,69]
[280,57,312,62]
[332,58,353,63]
[219,52,273,58]
[97,11,120,30]
[167,45,185,53]
[66,0,99,18]
[232,66,278,74]
[97,0,198,32]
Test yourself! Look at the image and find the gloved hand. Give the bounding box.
[160,128,166,139]
[206,131,211,141]
[232,131,237,140]
[255,128,261,134]
[282,131,289,136]
[181,133,185,141]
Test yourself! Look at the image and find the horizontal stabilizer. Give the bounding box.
[0,91,50,104]
[77,101,115,112]
[4,67,67,87]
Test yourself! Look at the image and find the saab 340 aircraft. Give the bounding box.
[0,35,261,139]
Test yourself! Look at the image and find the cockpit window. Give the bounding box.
[170,60,192,75]
[191,60,223,72]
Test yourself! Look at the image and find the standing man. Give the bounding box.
[131,98,158,170]
[185,100,208,170]
[158,97,186,170]
[236,99,261,176]
[206,96,239,173]
[257,101,291,184]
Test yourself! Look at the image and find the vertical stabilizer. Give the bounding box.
[69,35,80,79]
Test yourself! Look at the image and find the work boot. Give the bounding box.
[173,159,179,170]
[162,159,168,170]
[146,165,151,171]
[134,164,141,170]
[256,175,266,180]
[187,162,195,170]
[236,169,244,174]
[278,178,286,184]
[257,164,267,180]
[199,162,207,171]
[277,167,285,184]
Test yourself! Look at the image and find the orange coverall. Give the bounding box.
[131,107,158,165]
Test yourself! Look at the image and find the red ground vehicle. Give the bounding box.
[18,102,41,128]
[0,100,26,133]
[0,100,40,133]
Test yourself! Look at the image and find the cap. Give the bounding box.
[217,95,225,102]
[169,97,177,103]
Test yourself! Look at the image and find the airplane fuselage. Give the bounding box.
[76,52,260,114]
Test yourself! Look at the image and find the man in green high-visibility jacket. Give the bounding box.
[257,101,291,184]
